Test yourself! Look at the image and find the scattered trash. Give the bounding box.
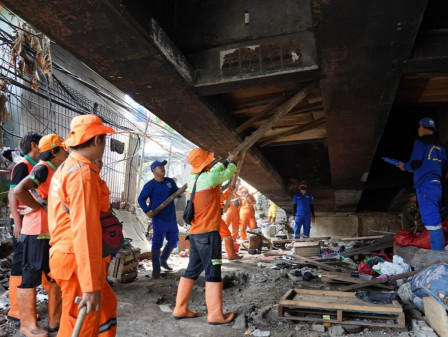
[252,329,270,337]
[159,304,171,313]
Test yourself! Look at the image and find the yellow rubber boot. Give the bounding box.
[17,288,48,337]
[205,281,235,325]
[224,238,242,260]
[172,277,198,319]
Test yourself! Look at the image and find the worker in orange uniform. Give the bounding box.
[48,115,117,337]
[172,148,240,324]
[14,134,68,336]
[239,186,257,240]
[7,132,42,323]
[219,187,242,260]
[224,188,241,241]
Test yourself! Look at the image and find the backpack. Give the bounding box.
[62,202,124,257]
[100,210,124,257]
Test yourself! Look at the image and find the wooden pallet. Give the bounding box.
[108,249,140,283]
[278,289,405,328]
[293,241,321,256]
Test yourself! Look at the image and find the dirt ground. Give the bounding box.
[6,249,415,337]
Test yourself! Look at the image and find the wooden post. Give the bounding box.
[223,151,246,213]
[339,270,419,292]
[150,87,309,218]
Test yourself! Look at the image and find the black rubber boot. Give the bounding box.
[160,245,174,271]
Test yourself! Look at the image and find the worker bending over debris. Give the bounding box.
[14,134,68,336]
[238,186,257,240]
[138,160,180,278]
[7,132,42,323]
[219,186,242,260]
[173,148,240,324]
[48,115,118,337]
[398,117,447,250]
[292,180,315,239]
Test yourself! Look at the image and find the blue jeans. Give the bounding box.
[417,181,445,250]
[294,215,311,239]
[183,231,222,282]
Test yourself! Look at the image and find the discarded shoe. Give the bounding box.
[294,270,302,277]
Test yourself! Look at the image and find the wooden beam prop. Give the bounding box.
[259,117,325,147]
[151,87,308,218]
[232,86,309,154]
[222,151,246,213]
[235,92,293,134]
[339,270,419,292]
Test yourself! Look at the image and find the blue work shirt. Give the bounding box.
[293,192,314,217]
[404,135,447,189]
[138,177,178,222]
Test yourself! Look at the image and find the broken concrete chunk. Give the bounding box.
[312,323,326,332]
[329,325,345,336]
[232,313,247,329]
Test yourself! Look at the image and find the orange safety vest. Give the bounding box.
[9,155,36,219]
[21,161,56,235]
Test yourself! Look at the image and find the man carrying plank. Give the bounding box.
[172,148,240,324]
[138,160,180,278]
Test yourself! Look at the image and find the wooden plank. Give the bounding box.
[339,270,419,292]
[233,87,309,154]
[235,92,293,133]
[423,296,448,337]
[342,236,394,256]
[321,272,394,290]
[259,117,325,147]
[273,237,330,244]
[339,235,384,241]
[293,289,356,298]
[291,254,338,271]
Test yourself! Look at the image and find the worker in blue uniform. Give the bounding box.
[398,117,447,250]
[138,160,180,278]
[292,181,315,238]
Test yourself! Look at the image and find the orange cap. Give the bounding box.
[187,148,214,174]
[39,134,64,152]
[64,115,115,147]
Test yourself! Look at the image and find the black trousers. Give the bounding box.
[10,219,23,276]
[20,235,50,288]
[183,231,222,282]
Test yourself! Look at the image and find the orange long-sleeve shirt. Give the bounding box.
[48,151,110,293]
